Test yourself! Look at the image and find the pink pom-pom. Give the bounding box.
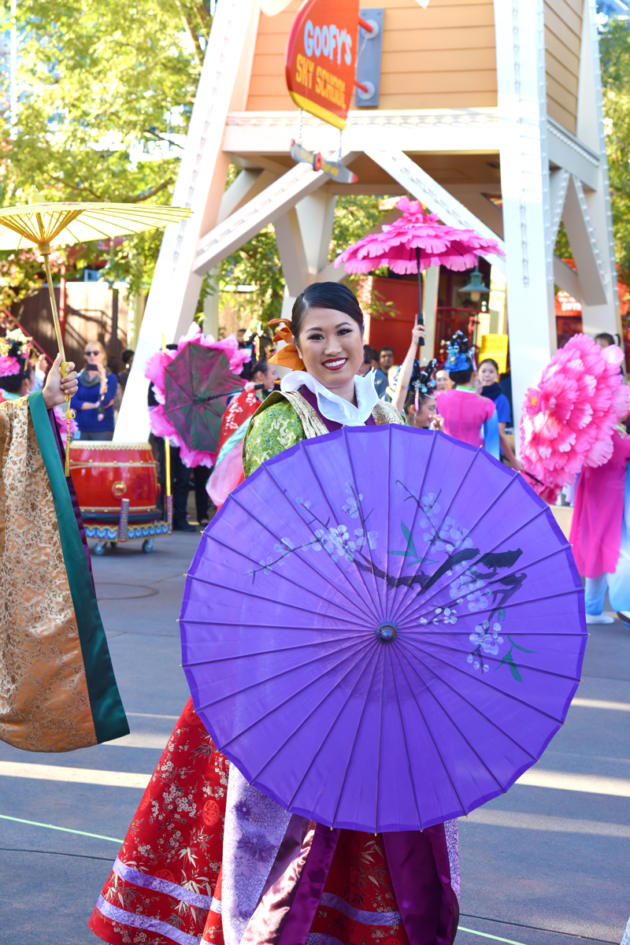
[520,335,627,499]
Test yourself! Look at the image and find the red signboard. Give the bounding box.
[554,290,582,317]
[285,0,360,130]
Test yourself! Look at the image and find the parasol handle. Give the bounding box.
[415,247,425,344]
[41,250,66,363]
[41,248,74,474]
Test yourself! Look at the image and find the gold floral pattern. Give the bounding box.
[242,391,404,479]
[0,397,96,751]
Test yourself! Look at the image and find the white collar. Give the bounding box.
[281,370,379,426]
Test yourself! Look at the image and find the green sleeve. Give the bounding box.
[243,400,305,478]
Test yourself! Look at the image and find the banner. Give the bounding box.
[285,0,360,130]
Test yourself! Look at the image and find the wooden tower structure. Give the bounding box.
[116,0,618,442]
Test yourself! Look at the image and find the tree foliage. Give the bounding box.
[600,17,630,279]
[0,0,210,304]
[0,1,393,324]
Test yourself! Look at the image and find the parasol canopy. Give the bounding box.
[335,197,504,328]
[164,344,245,456]
[0,193,190,362]
[0,199,190,252]
[181,425,586,833]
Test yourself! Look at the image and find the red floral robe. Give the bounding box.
[90,699,455,945]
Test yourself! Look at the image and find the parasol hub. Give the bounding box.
[376,623,397,642]
[38,241,51,255]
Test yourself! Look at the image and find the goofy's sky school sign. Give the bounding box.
[285,0,361,130]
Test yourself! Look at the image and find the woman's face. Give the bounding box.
[409,395,437,428]
[478,362,499,387]
[295,307,364,391]
[253,364,278,389]
[85,344,105,369]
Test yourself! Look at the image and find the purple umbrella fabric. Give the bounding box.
[180,426,586,833]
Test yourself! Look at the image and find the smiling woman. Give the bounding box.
[292,282,365,404]
[90,286,458,945]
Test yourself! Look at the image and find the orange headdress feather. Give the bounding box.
[267,318,305,372]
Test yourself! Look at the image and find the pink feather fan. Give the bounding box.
[520,334,629,503]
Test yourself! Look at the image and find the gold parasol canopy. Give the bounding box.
[0,193,190,474]
[0,194,190,360]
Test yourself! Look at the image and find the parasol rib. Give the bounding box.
[388,429,439,595]
[194,636,373,730]
[328,648,383,830]
[391,644,472,813]
[182,632,377,668]
[397,637,569,721]
[386,647,424,827]
[392,640,540,762]
[343,427,386,623]
[394,586,584,633]
[389,442,482,626]
[393,503,553,628]
[403,634,582,684]
[394,642,509,798]
[189,537,369,625]
[260,463,379,623]
[247,638,379,793]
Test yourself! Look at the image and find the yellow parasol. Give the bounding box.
[0,193,190,471]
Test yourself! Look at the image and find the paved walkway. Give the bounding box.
[0,532,628,944]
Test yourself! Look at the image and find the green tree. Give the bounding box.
[0,0,211,298]
[600,18,630,279]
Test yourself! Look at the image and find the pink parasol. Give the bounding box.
[334,197,504,330]
[146,324,251,468]
[520,334,630,504]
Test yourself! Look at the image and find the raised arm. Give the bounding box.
[392,323,426,413]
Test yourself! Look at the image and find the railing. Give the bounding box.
[0,308,53,364]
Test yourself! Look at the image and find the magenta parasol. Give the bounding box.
[335,197,504,330]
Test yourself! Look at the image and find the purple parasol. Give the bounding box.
[334,197,504,327]
[180,426,586,833]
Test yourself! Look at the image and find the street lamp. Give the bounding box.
[458,266,489,304]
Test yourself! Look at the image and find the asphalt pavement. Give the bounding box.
[0,528,628,945]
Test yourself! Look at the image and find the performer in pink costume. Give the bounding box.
[436,332,499,457]
[570,425,630,624]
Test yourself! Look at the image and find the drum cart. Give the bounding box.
[69,439,173,555]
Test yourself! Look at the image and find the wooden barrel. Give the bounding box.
[69,442,160,523]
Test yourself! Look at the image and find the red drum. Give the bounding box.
[69,442,160,523]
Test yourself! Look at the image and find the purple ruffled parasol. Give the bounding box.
[180,426,586,833]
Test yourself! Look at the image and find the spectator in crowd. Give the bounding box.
[357,344,379,378]
[237,328,248,348]
[435,368,454,391]
[404,390,443,429]
[374,346,394,399]
[595,332,615,349]
[71,341,118,441]
[436,332,499,457]
[478,358,521,469]
[118,349,134,390]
